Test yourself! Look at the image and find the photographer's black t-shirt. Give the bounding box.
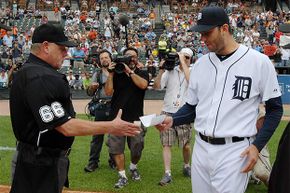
[110,68,149,122]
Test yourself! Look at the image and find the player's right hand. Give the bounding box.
[155,116,173,132]
[110,109,141,136]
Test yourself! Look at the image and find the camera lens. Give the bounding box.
[114,63,125,74]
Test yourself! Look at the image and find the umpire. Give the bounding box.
[9,23,140,193]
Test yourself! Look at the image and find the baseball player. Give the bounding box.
[156,6,283,193]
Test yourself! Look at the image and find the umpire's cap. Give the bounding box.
[191,6,229,32]
[32,23,78,47]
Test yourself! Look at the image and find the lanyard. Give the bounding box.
[177,70,185,98]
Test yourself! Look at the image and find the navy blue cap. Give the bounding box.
[32,23,78,47]
[191,6,229,32]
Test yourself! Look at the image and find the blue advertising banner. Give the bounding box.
[278,75,290,104]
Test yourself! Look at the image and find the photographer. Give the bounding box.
[84,50,116,172]
[153,48,193,185]
[105,47,149,188]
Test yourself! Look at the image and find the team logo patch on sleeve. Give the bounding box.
[39,102,65,123]
[232,76,252,101]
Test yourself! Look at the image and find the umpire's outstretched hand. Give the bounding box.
[110,109,141,136]
[240,144,259,173]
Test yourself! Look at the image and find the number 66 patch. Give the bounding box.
[39,102,65,123]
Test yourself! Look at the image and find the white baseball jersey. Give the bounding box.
[185,44,281,138]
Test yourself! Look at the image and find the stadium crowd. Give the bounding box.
[0,0,288,90]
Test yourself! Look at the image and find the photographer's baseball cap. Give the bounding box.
[32,23,78,47]
[191,6,229,32]
[180,48,193,58]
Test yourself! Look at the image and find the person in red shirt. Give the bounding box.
[87,28,97,42]
[274,27,283,45]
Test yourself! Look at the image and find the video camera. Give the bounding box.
[163,52,179,71]
[113,55,132,74]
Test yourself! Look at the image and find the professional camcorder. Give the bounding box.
[163,52,179,71]
[113,55,132,74]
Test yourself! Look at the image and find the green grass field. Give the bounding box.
[0,115,287,193]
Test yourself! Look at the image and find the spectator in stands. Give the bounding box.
[95,3,101,20]
[88,28,98,42]
[67,71,75,88]
[158,34,168,60]
[263,41,278,59]
[17,34,25,48]
[3,31,13,48]
[72,74,83,90]
[148,9,156,29]
[1,47,10,65]
[109,3,118,15]
[274,27,283,45]
[103,41,112,54]
[253,41,263,53]
[41,14,49,24]
[145,28,156,42]
[104,15,111,28]
[104,26,112,40]
[72,45,85,69]
[0,69,8,88]
[82,72,91,90]
[22,40,31,59]
[280,47,290,66]
[11,41,22,64]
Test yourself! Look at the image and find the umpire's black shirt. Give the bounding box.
[10,54,75,149]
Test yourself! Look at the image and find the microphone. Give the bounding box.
[119,14,129,26]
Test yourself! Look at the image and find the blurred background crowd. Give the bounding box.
[0,0,289,90]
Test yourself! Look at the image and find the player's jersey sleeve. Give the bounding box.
[259,55,281,101]
[185,61,199,106]
[25,74,73,131]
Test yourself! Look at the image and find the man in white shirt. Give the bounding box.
[154,48,193,185]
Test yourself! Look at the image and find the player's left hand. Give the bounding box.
[155,116,173,132]
[240,144,259,173]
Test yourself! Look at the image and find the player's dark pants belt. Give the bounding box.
[17,142,71,157]
[199,133,246,145]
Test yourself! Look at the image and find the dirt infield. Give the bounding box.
[1,99,289,120]
[0,99,163,116]
[0,185,104,193]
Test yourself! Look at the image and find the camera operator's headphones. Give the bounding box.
[97,49,112,67]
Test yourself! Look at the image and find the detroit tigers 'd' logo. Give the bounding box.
[232,76,252,101]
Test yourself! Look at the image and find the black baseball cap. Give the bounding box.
[191,6,229,32]
[32,23,78,47]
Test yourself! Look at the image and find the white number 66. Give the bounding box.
[39,102,65,123]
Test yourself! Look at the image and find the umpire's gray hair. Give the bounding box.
[30,43,42,53]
